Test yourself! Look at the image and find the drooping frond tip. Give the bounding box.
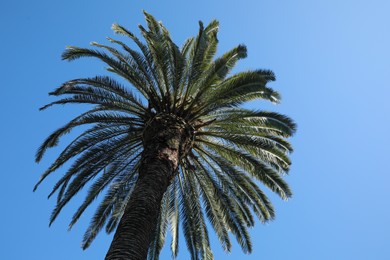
[111,23,134,38]
[236,44,248,59]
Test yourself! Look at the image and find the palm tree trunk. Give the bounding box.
[105,114,193,260]
[105,150,177,260]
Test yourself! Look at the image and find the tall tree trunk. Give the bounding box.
[105,151,177,260]
[105,114,194,260]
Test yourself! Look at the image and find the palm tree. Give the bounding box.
[35,11,296,260]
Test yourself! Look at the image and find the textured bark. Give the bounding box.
[105,114,194,260]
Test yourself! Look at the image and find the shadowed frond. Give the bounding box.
[82,167,139,249]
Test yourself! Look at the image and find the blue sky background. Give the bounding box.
[1,0,389,259]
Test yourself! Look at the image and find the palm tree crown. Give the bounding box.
[35,11,296,259]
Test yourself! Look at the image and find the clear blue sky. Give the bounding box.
[1,0,389,259]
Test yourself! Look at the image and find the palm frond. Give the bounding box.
[196,138,292,200]
[69,150,142,230]
[147,188,170,260]
[62,46,154,101]
[168,178,180,258]
[49,135,141,225]
[195,149,275,222]
[35,108,141,164]
[178,167,212,260]
[187,150,252,253]
[35,124,137,193]
[82,167,139,249]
